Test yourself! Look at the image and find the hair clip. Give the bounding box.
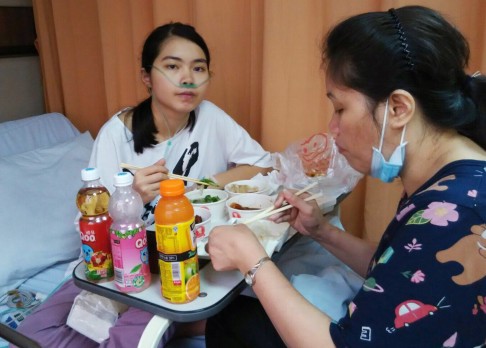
[388,8,415,71]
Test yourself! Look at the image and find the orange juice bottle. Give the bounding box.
[155,179,200,303]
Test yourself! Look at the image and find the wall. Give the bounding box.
[0,0,45,123]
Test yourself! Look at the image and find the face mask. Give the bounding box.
[370,99,407,183]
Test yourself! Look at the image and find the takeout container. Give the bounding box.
[194,207,211,242]
[226,193,274,221]
[185,188,229,221]
[224,179,270,198]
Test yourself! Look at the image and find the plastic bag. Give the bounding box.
[66,290,128,343]
[271,133,362,197]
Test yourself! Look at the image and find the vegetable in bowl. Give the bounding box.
[191,195,221,204]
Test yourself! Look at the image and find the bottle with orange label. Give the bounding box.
[155,179,200,303]
[76,167,114,283]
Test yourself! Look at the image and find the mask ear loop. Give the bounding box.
[377,99,389,153]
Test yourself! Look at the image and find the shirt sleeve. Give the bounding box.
[216,111,273,169]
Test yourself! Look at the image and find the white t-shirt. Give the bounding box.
[89,100,272,223]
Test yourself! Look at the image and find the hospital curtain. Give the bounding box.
[32,0,486,241]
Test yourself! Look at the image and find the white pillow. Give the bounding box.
[0,132,93,294]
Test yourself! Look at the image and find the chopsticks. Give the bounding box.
[242,181,319,225]
[119,163,220,187]
[242,192,323,225]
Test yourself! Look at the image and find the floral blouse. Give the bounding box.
[330,160,486,347]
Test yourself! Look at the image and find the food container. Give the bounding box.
[226,193,274,221]
[194,207,211,242]
[185,188,229,221]
[224,179,270,198]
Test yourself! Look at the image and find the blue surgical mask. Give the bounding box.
[370,99,407,183]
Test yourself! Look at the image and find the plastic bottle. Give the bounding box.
[76,167,114,283]
[155,179,200,303]
[109,172,151,293]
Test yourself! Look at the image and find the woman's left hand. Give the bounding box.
[206,224,268,275]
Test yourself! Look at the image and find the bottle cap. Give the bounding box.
[81,167,100,181]
[160,179,185,196]
[113,172,133,186]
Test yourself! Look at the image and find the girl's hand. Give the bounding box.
[132,158,169,204]
[270,189,326,241]
[207,224,268,274]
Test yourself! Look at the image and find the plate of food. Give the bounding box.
[197,219,290,259]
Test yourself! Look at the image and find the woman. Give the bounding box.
[205,6,486,347]
[16,22,272,348]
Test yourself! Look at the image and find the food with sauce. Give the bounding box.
[229,202,260,211]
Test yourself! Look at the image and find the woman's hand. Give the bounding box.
[270,189,327,242]
[206,224,268,274]
[132,158,169,204]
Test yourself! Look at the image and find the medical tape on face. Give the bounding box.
[151,65,210,89]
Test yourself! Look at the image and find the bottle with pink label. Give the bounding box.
[109,172,151,293]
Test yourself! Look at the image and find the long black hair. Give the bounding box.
[131,22,211,154]
[322,5,486,150]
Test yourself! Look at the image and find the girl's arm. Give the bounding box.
[212,164,272,187]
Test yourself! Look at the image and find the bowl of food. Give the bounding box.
[226,193,274,222]
[193,207,212,243]
[224,179,270,198]
[185,188,229,221]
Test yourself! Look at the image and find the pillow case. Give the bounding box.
[0,113,79,157]
[0,131,93,294]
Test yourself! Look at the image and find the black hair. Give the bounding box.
[322,5,486,150]
[132,22,211,154]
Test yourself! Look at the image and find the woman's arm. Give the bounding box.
[208,224,335,348]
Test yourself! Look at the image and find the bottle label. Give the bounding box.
[155,218,200,303]
[110,225,151,292]
[79,216,114,282]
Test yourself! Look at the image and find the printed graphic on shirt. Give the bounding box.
[401,269,426,284]
[174,142,199,177]
[416,174,455,196]
[359,326,371,341]
[391,297,449,330]
[436,224,486,285]
[472,295,486,316]
[406,201,459,227]
[362,277,384,293]
[442,332,457,347]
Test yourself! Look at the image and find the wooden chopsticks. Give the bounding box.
[242,192,323,225]
[242,181,320,225]
[119,163,220,187]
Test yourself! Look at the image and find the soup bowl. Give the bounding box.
[185,188,229,221]
[226,193,274,222]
